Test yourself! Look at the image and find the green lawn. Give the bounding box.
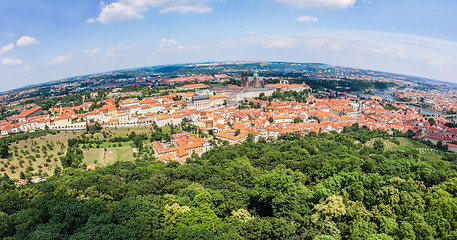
[103,125,156,137]
[366,137,430,151]
[83,146,133,166]
[393,137,429,150]
[98,141,133,148]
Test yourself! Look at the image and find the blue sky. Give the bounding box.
[1,0,457,91]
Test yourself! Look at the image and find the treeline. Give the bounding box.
[1,125,457,239]
[0,130,59,159]
[256,90,310,103]
[284,78,396,92]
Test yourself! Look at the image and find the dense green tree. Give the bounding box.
[113,195,165,239]
[373,139,385,153]
[70,224,136,240]
[0,141,9,158]
[0,128,456,239]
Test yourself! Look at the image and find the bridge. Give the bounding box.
[394,102,422,107]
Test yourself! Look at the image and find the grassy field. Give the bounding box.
[86,125,170,143]
[103,125,163,137]
[365,137,430,151]
[83,146,134,166]
[0,124,182,178]
[365,138,396,150]
[394,137,429,150]
[0,130,84,178]
[98,141,133,148]
[0,125,162,178]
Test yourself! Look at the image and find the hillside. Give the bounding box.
[1,126,457,239]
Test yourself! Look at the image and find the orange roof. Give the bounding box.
[216,129,249,141]
[210,95,226,101]
[157,153,175,162]
[178,83,210,89]
[54,115,71,121]
[0,121,12,127]
[16,179,28,186]
[14,105,42,119]
[128,104,141,109]
[120,98,139,105]
[152,141,172,154]
[156,115,172,121]
[86,163,98,170]
[144,112,156,116]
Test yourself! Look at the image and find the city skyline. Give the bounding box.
[1,0,456,91]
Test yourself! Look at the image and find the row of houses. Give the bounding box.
[152,133,212,164]
[5,83,454,160]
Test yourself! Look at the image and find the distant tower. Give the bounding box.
[253,72,262,88]
[241,71,263,88]
[241,73,249,88]
[358,101,364,114]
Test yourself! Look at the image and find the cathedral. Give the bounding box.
[241,72,263,88]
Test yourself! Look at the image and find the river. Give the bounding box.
[373,88,445,117]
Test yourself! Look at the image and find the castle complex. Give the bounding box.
[241,72,263,88]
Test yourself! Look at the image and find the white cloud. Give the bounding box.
[188,45,200,50]
[158,39,199,51]
[273,0,357,9]
[265,38,299,48]
[88,0,212,24]
[0,44,14,55]
[160,38,178,48]
[245,31,255,35]
[87,2,144,23]
[106,46,131,56]
[296,15,319,22]
[16,36,40,47]
[84,49,100,55]
[429,60,443,66]
[49,55,72,65]
[1,58,22,66]
[258,30,457,69]
[24,65,31,71]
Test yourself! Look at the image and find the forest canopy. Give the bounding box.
[1,125,457,239]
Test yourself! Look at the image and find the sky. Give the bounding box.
[1,0,457,91]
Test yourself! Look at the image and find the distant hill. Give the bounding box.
[2,61,456,95]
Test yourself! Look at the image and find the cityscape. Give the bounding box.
[0,61,455,172]
[1,0,457,239]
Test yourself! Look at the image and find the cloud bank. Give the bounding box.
[49,56,72,65]
[0,44,14,55]
[273,0,357,9]
[259,30,457,65]
[16,36,40,47]
[248,30,457,82]
[88,0,212,24]
[2,58,22,66]
[296,15,319,22]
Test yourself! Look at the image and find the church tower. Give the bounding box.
[253,71,262,88]
[241,73,249,88]
[241,72,263,88]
